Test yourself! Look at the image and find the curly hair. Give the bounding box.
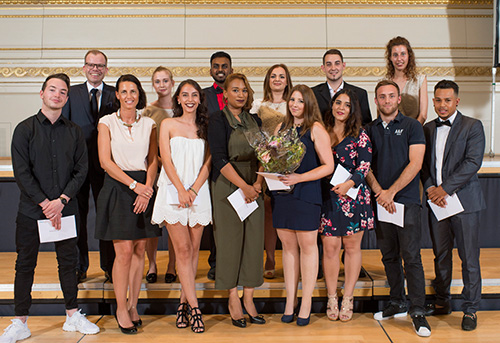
[172,79,209,140]
[281,84,324,136]
[385,36,417,82]
[324,89,362,141]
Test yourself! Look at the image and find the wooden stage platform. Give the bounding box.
[0,249,499,342]
[0,249,498,303]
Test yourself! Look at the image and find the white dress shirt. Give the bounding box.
[435,111,457,186]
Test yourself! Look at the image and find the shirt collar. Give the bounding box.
[86,81,103,94]
[213,82,224,94]
[327,81,344,98]
[438,111,458,125]
[376,111,403,126]
[37,110,66,125]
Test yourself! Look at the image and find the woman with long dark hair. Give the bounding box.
[151,79,211,333]
[320,89,374,322]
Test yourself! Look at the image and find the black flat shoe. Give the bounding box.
[248,314,266,324]
[165,273,177,283]
[132,319,142,327]
[146,272,157,283]
[231,317,247,328]
[115,315,138,334]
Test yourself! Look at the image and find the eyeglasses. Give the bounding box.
[85,63,106,70]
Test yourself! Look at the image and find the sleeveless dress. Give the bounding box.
[398,73,425,120]
[151,136,212,227]
[319,129,375,236]
[271,127,322,231]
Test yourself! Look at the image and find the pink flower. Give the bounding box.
[361,219,367,228]
[261,151,271,163]
[368,217,374,229]
[342,202,350,214]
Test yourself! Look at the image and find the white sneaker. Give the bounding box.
[0,319,31,343]
[62,309,99,335]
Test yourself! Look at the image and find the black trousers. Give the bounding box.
[375,203,426,315]
[14,213,78,316]
[428,210,482,313]
[76,166,115,274]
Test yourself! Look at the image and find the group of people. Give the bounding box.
[1,35,485,342]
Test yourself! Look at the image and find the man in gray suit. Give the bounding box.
[62,50,117,282]
[422,80,485,331]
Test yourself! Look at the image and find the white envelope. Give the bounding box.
[256,172,290,191]
[329,164,362,199]
[166,183,199,206]
[227,188,259,222]
[376,202,405,228]
[428,193,464,221]
[37,215,77,243]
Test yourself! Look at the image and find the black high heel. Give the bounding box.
[176,303,189,328]
[115,315,137,334]
[190,307,205,333]
[132,319,142,327]
[243,304,266,324]
[231,317,247,328]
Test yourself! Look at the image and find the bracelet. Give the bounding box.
[188,187,198,196]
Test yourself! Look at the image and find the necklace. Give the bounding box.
[117,110,140,127]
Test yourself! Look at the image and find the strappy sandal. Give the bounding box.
[326,293,339,321]
[190,306,205,333]
[176,302,189,328]
[339,296,354,322]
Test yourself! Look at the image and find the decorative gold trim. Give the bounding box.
[0,66,491,78]
[0,46,492,51]
[0,1,494,6]
[0,14,492,18]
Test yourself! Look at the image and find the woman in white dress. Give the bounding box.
[250,64,292,279]
[152,79,211,333]
[142,66,178,284]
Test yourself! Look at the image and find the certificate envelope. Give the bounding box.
[37,215,77,243]
[166,183,199,205]
[428,193,464,221]
[329,164,361,199]
[227,188,259,222]
[256,172,290,191]
[376,202,405,228]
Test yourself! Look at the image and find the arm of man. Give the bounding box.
[376,144,425,213]
[441,120,485,195]
[11,122,49,208]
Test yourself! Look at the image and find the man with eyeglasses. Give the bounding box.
[62,50,118,283]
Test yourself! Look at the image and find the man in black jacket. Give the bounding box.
[312,49,372,125]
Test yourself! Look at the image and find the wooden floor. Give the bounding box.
[0,311,499,342]
[0,249,499,301]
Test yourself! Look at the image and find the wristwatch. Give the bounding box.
[59,197,68,206]
[129,180,137,190]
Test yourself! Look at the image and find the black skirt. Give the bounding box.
[95,171,162,241]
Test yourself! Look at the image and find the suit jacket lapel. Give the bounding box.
[78,82,92,119]
[320,82,331,103]
[443,111,463,165]
[428,122,438,183]
[99,83,113,117]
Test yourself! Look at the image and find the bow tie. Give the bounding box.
[435,119,452,127]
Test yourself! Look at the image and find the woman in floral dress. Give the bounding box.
[320,89,374,322]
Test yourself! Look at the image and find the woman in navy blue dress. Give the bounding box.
[319,89,374,322]
[272,85,334,326]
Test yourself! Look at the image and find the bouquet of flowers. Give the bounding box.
[245,127,306,174]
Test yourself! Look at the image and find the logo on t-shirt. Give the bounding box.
[394,129,404,135]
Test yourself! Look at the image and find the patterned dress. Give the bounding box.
[319,129,375,236]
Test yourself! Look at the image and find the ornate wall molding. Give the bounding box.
[0,14,493,18]
[0,66,491,78]
[0,1,493,6]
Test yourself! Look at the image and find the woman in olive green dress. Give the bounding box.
[207,73,266,328]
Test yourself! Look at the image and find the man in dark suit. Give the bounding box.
[422,80,485,331]
[312,49,372,125]
[202,51,233,280]
[62,50,118,282]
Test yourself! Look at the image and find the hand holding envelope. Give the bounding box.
[330,164,361,199]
